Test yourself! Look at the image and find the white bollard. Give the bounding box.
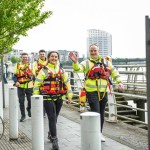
[31,95,44,150]
[4,83,13,107]
[0,82,3,119]
[9,87,18,140]
[80,112,101,150]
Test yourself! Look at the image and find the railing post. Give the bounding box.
[107,91,117,122]
[31,95,44,150]
[80,112,101,150]
[9,87,18,140]
[0,82,3,119]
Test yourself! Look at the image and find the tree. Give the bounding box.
[0,0,52,55]
[10,56,21,64]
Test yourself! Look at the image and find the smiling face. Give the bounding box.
[89,45,100,60]
[39,52,46,61]
[21,54,28,64]
[48,52,59,65]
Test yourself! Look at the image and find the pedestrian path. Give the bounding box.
[1,106,134,150]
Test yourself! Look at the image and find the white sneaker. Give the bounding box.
[101,134,106,142]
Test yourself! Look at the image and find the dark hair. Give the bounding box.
[39,49,46,53]
[47,51,60,62]
[21,52,28,56]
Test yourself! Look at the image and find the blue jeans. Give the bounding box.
[86,91,108,132]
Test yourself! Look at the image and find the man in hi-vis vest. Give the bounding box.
[32,49,47,117]
[13,53,33,122]
[69,44,124,142]
[32,49,47,77]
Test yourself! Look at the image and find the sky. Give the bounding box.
[13,0,150,58]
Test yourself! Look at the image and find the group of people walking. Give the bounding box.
[12,45,124,150]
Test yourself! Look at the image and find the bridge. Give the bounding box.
[0,63,148,150]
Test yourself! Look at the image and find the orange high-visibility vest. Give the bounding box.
[17,62,33,83]
[40,67,67,96]
[36,60,46,76]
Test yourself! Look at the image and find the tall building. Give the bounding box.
[87,29,112,58]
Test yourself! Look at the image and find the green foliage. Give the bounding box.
[10,56,21,64]
[0,0,52,55]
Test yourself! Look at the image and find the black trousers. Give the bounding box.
[17,87,33,117]
[44,98,63,138]
[86,91,108,132]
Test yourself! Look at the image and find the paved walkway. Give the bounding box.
[0,106,135,150]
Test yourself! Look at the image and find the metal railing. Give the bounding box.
[66,67,148,127]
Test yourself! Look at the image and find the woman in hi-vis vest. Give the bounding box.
[33,51,73,150]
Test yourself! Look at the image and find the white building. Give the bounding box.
[87,29,112,58]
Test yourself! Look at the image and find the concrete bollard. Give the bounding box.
[80,112,101,150]
[4,83,13,108]
[9,87,18,140]
[0,82,3,119]
[31,95,44,150]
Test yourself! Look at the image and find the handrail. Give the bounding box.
[112,92,147,100]
[111,103,147,112]
[113,114,148,125]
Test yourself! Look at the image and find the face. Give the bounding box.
[48,52,59,65]
[21,55,28,63]
[39,52,46,60]
[89,45,99,60]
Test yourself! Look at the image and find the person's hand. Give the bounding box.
[15,82,20,87]
[118,82,124,92]
[66,98,72,104]
[69,52,78,64]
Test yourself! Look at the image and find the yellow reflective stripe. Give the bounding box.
[42,68,48,77]
[33,87,39,91]
[86,84,107,89]
[80,64,85,70]
[36,78,43,82]
[113,75,120,80]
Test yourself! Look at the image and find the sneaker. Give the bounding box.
[52,137,59,150]
[26,108,31,117]
[20,116,26,122]
[101,134,106,142]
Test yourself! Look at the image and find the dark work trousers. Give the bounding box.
[86,91,108,132]
[17,87,33,117]
[3,74,7,84]
[44,98,63,138]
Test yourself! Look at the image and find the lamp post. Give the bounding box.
[146,15,150,150]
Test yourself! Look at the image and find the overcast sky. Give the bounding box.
[13,0,150,58]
